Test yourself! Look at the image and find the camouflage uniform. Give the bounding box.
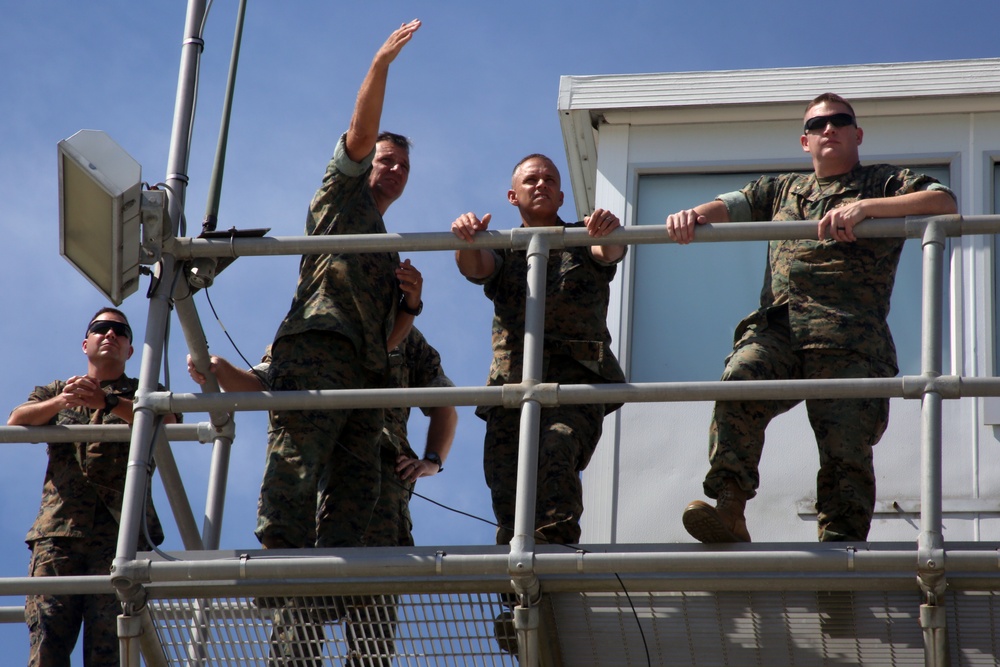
[706,163,955,541]
[366,326,454,548]
[20,376,164,667]
[470,220,626,545]
[257,134,401,550]
[254,327,453,548]
[257,328,452,666]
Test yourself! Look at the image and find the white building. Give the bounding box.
[562,59,1000,546]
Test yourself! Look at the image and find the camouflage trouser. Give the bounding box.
[256,331,383,549]
[706,314,893,541]
[25,512,120,667]
[365,433,416,548]
[484,360,607,545]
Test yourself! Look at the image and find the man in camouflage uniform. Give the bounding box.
[666,92,958,543]
[451,154,626,547]
[189,325,456,666]
[255,19,423,554]
[9,308,174,667]
[369,326,457,547]
[189,325,456,547]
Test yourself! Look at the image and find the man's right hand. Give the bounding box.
[61,375,103,410]
[374,19,421,69]
[665,209,705,245]
[451,212,491,242]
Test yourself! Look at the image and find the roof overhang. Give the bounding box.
[559,58,1000,218]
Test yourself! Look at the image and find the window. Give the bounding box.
[630,167,951,382]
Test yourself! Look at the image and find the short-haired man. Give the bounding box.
[10,308,175,667]
[666,93,957,543]
[256,19,423,554]
[451,153,626,547]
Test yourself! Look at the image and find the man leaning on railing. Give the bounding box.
[665,92,957,545]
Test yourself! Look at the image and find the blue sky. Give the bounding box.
[2,0,999,661]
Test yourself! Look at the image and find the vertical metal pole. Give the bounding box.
[917,219,949,667]
[509,231,550,667]
[153,429,205,550]
[114,2,208,666]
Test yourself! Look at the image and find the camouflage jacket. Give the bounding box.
[23,375,164,545]
[272,133,400,376]
[471,219,626,391]
[719,163,954,371]
[382,326,455,454]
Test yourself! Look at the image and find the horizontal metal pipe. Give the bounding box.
[0,575,113,596]
[157,386,505,413]
[0,423,217,444]
[0,606,24,624]
[11,375,1000,440]
[166,214,1000,260]
[143,375,1000,416]
[6,546,998,598]
[124,546,1000,586]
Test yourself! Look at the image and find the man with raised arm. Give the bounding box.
[256,19,423,556]
[451,153,626,548]
[10,308,175,667]
[665,93,957,544]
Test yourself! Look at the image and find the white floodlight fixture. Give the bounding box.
[58,129,144,305]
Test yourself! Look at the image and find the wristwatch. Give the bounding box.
[104,393,120,411]
[423,451,443,472]
[398,299,423,316]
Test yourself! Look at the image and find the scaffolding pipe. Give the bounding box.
[3,546,999,596]
[165,213,1000,260]
[151,429,204,551]
[0,423,213,443]
[172,286,236,551]
[112,13,207,667]
[144,373,1000,419]
[917,220,949,667]
[508,232,553,667]
[94,546,1000,585]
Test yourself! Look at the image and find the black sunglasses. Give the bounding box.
[87,320,133,341]
[803,112,856,134]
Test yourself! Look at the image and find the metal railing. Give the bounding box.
[5,215,1000,666]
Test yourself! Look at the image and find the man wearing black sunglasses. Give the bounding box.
[9,307,176,667]
[666,92,957,545]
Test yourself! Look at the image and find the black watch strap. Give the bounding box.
[423,451,443,472]
[104,393,120,411]
[398,299,423,316]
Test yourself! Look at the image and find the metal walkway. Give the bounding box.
[134,543,1000,666]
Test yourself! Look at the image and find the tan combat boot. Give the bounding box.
[682,480,751,543]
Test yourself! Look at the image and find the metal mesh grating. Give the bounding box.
[146,588,1000,666]
[147,593,519,666]
[549,589,1000,667]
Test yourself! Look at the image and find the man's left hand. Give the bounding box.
[818,202,866,242]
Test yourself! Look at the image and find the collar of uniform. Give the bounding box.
[100,373,132,391]
[793,162,864,201]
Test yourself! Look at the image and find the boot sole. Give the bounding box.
[682,503,750,543]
